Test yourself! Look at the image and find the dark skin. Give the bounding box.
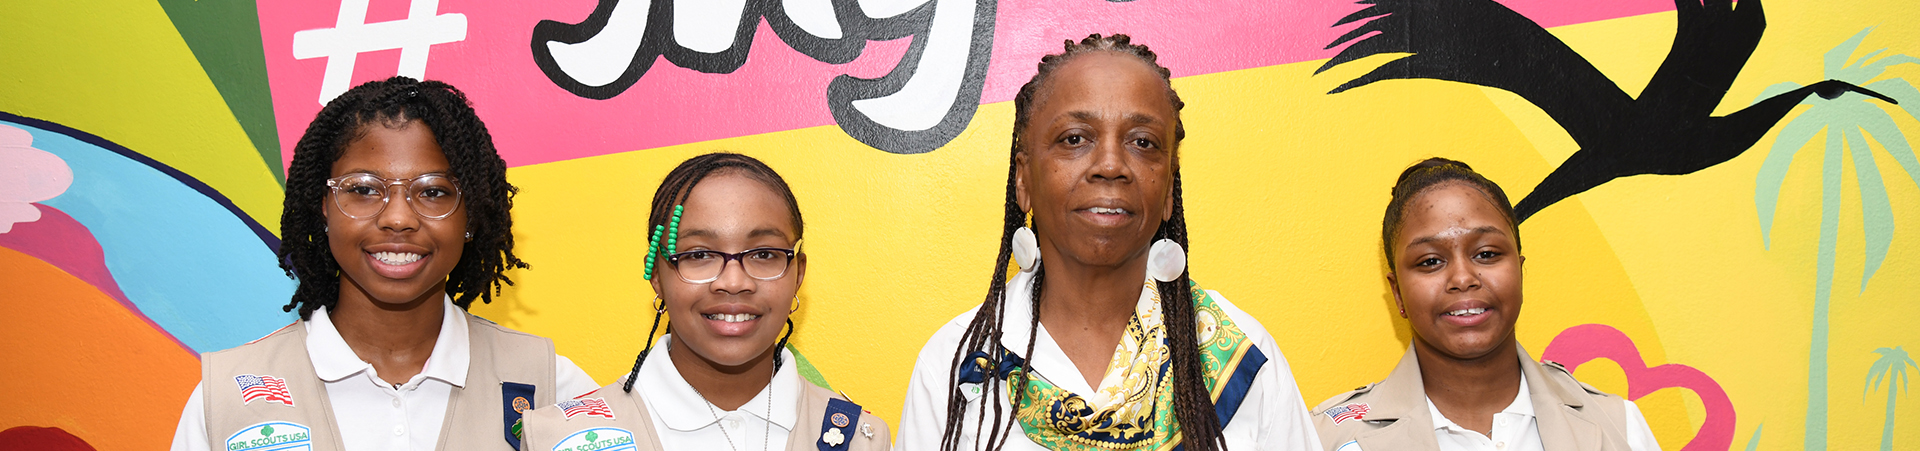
[324,119,469,386]
[1386,182,1527,437]
[649,173,807,410]
[1014,52,1178,388]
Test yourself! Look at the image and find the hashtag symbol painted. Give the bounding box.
[291,0,468,105]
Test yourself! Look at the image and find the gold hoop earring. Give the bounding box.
[790,297,800,313]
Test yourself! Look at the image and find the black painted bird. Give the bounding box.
[1317,0,1897,222]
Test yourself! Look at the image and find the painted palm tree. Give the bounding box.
[1752,27,1920,450]
[1867,346,1916,451]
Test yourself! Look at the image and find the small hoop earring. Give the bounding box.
[653,296,666,313]
[790,297,800,313]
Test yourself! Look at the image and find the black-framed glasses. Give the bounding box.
[665,247,796,284]
[325,173,462,220]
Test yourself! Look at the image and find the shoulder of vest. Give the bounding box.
[466,312,559,354]
[1313,382,1380,415]
[1539,360,1614,398]
[205,321,302,360]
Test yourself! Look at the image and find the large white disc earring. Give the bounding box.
[1147,239,1187,282]
[1012,227,1041,273]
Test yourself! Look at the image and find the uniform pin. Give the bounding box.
[823,427,846,446]
[862,423,873,438]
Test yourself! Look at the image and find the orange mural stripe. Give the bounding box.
[0,247,200,451]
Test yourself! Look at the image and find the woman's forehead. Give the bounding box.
[1400,183,1513,240]
[675,173,797,240]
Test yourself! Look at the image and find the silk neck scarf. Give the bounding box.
[997,280,1258,451]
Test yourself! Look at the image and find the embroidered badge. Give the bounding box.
[831,412,851,428]
[552,427,635,451]
[558,398,616,420]
[234,374,294,407]
[1324,403,1370,425]
[225,421,312,451]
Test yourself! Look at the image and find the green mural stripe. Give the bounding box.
[157,0,282,186]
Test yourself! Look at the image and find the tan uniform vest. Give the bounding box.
[521,378,891,451]
[1312,345,1631,451]
[202,314,558,451]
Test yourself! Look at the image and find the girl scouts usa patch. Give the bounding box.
[552,427,635,451]
[225,421,311,451]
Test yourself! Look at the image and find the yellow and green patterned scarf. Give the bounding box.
[998,280,1266,451]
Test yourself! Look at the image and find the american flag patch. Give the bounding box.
[234,374,294,407]
[559,398,615,420]
[1324,403,1369,425]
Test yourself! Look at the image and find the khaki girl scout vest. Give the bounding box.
[521,379,891,451]
[1312,346,1631,451]
[202,315,558,451]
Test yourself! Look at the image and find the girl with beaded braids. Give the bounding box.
[1309,158,1660,451]
[170,76,598,451]
[896,34,1321,451]
[520,152,891,451]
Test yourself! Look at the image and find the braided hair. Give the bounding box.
[1381,158,1521,269]
[937,34,1225,451]
[621,152,805,392]
[278,76,527,319]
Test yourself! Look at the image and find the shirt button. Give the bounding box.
[1496,441,1506,449]
[392,398,402,408]
[393,425,405,436]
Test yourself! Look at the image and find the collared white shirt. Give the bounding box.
[896,270,1323,450]
[170,296,599,451]
[1426,371,1544,451]
[633,334,800,451]
[1337,373,1662,451]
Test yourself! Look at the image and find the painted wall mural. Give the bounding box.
[0,0,1914,450]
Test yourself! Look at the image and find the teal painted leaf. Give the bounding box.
[1843,127,1892,290]
[1755,110,1832,247]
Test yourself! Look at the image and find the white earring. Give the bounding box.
[1012,227,1041,272]
[465,231,473,239]
[1147,239,1186,282]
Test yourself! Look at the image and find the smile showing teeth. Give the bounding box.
[1445,307,1487,316]
[372,252,423,265]
[1088,207,1128,215]
[704,313,759,323]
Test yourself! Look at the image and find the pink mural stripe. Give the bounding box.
[0,204,134,308]
[259,0,1679,168]
[1542,323,1736,451]
[0,204,188,354]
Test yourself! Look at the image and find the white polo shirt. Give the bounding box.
[169,297,599,451]
[896,270,1324,450]
[632,334,801,451]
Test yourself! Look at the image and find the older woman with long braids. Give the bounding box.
[896,34,1321,451]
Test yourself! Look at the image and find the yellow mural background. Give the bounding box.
[470,5,1920,451]
[0,0,1915,449]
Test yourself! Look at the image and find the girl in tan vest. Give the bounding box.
[170,77,599,451]
[520,152,890,451]
[1310,158,1660,451]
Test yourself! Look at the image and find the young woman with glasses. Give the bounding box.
[519,152,891,451]
[170,77,599,451]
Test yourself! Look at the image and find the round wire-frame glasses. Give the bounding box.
[325,173,463,220]
[665,247,797,284]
